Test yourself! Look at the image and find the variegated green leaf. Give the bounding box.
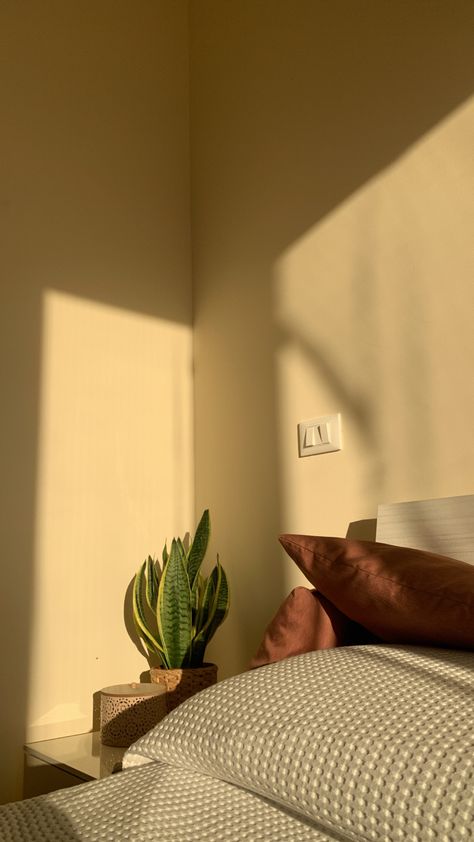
[194,571,215,637]
[145,555,159,612]
[176,537,187,562]
[186,509,210,589]
[190,572,203,623]
[132,561,164,656]
[192,557,229,665]
[157,538,192,668]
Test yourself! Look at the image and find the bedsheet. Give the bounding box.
[1,644,473,841]
[0,762,340,842]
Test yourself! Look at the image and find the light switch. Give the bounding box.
[298,414,342,457]
[304,423,330,447]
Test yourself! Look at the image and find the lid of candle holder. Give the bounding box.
[101,683,166,697]
[100,682,167,747]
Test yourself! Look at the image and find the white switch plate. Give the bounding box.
[298,414,342,457]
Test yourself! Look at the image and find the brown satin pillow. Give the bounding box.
[279,535,474,649]
[249,586,375,669]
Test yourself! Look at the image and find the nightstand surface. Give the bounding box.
[24,731,126,783]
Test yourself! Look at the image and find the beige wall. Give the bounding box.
[0,1,192,803]
[191,1,474,677]
[1,0,473,805]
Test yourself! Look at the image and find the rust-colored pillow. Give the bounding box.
[279,535,474,649]
[249,586,376,669]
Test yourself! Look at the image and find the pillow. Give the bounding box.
[279,534,474,649]
[250,586,378,668]
[249,587,343,668]
[124,645,474,842]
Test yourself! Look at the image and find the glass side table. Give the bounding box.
[24,732,126,798]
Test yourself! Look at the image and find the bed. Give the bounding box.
[1,495,473,842]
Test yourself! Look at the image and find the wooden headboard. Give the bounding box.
[376,494,474,566]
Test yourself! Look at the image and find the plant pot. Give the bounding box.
[150,663,218,712]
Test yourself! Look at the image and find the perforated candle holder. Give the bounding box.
[100,683,167,747]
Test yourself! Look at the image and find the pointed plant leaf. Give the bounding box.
[176,537,187,562]
[193,557,229,663]
[194,571,215,637]
[132,561,164,656]
[191,572,204,622]
[157,538,192,668]
[187,509,210,589]
[145,555,159,612]
[191,572,204,599]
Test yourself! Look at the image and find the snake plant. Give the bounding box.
[132,510,229,669]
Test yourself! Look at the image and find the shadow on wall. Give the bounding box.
[0,2,191,804]
[346,521,377,542]
[191,0,474,668]
[274,95,473,516]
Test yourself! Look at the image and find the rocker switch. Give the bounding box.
[298,414,342,457]
[304,423,330,447]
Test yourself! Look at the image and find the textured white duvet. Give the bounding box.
[1,645,473,841]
